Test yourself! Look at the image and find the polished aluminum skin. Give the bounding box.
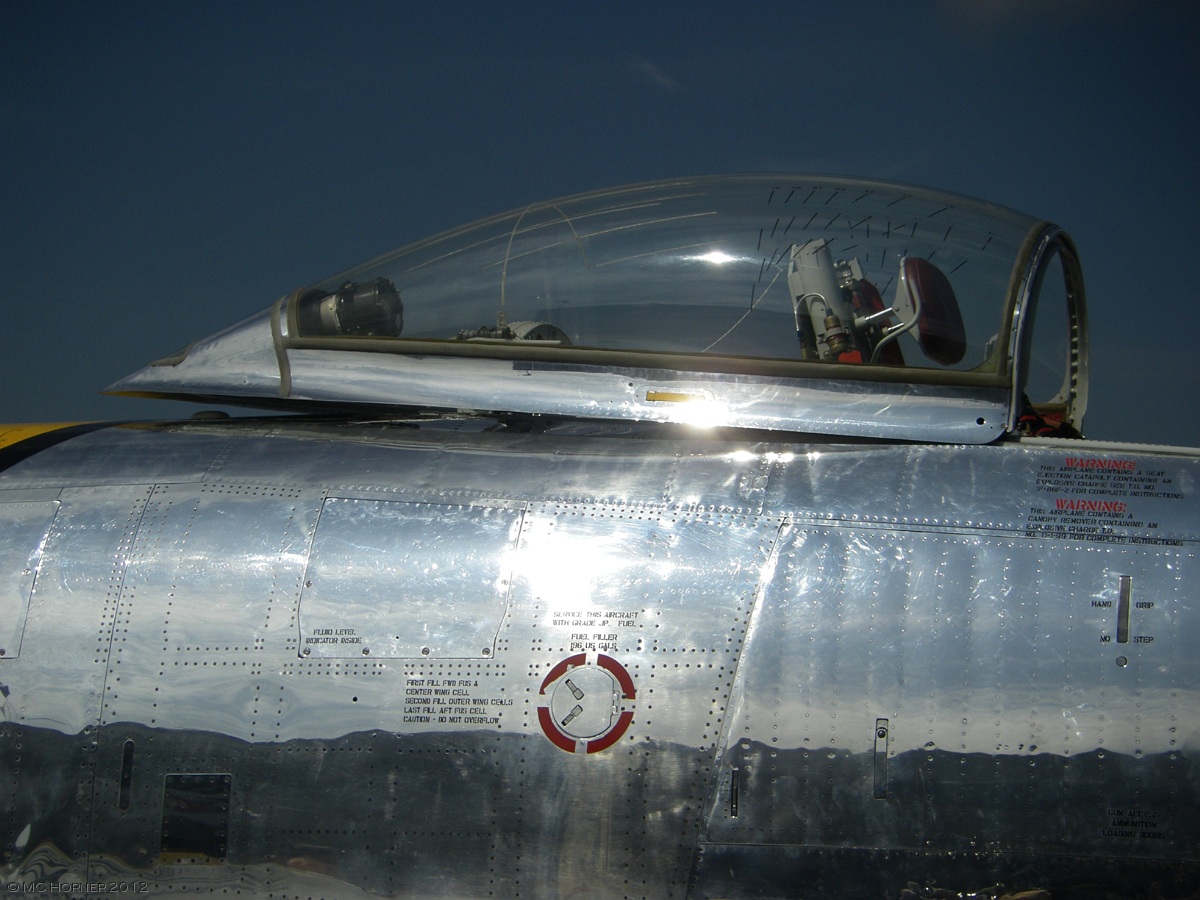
[1,420,1196,897]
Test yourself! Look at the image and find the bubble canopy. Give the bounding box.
[109,175,1087,443]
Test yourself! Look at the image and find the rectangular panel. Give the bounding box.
[161,773,232,862]
[512,503,779,749]
[299,498,523,658]
[0,500,59,659]
[1117,574,1132,644]
[121,483,313,655]
[2,486,151,883]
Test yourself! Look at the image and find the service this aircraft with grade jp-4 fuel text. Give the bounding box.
[0,175,1196,899]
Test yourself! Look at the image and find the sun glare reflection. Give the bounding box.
[512,529,631,609]
[694,250,738,265]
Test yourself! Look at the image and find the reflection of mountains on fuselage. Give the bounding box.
[4,721,1196,898]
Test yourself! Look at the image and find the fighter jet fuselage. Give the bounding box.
[1,175,1196,897]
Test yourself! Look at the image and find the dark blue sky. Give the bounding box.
[4,1,1198,446]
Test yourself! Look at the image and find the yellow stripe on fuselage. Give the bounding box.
[0,423,92,451]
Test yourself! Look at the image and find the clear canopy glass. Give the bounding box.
[297,175,1041,376]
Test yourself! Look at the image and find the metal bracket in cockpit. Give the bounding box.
[788,240,965,367]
